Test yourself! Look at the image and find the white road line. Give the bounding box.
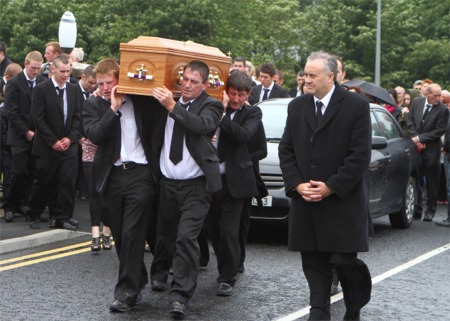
[274,243,450,321]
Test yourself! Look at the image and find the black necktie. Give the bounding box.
[28,80,34,90]
[56,86,65,98]
[262,88,270,101]
[83,91,90,100]
[169,102,190,165]
[422,104,431,122]
[316,100,324,124]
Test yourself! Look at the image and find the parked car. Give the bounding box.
[250,98,419,228]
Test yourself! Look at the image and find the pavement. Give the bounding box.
[0,198,92,255]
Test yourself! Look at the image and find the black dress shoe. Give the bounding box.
[169,300,185,319]
[28,218,41,229]
[435,219,450,227]
[216,282,233,296]
[151,280,167,292]
[109,300,131,312]
[68,217,79,227]
[4,210,14,222]
[48,218,56,228]
[60,222,77,231]
[423,213,433,222]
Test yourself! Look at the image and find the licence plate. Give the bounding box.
[252,196,273,207]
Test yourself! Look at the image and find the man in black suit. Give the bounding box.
[151,60,223,319]
[4,51,45,222]
[279,51,372,321]
[83,58,165,312]
[206,71,262,296]
[407,83,449,222]
[289,70,306,97]
[26,54,81,230]
[249,62,289,105]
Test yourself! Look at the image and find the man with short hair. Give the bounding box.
[289,70,306,97]
[83,58,165,313]
[395,86,406,107]
[407,83,449,222]
[232,56,246,71]
[41,41,62,78]
[279,51,373,321]
[273,70,284,86]
[207,70,262,296]
[249,62,289,104]
[413,80,423,91]
[151,60,223,319]
[26,54,81,230]
[4,51,45,222]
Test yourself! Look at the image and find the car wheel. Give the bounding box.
[389,176,416,228]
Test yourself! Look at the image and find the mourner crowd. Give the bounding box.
[1,40,449,321]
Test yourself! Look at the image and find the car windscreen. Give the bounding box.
[259,103,288,140]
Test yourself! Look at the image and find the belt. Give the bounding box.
[114,162,146,170]
[162,175,205,184]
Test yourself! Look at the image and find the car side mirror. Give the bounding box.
[372,136,388,150]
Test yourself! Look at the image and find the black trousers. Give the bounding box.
[416,154,440,216]
[301,251,371,321]
[207,176,244,283]
[151,176,210,304]
[239,199,252,267]
[28,154,77,223]
[103,164,157,305]
[7,144,35,212]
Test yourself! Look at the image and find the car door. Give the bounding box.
[368,109,390,214]
[371,108,410,211]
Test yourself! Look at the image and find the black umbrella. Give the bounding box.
[343,79,396,106]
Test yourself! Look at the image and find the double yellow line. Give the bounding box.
[0,241,92,271]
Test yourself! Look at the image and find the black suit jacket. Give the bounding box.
[407,97,448,161]
[31,78,81,158]
[289,86,302,98]
[83,95,166,193]
[279,83,371,253]
[4,72,45,147]
[169,91,223,193]
[249,83,290,105]
[247,121,268,198]
[218,105,262,199]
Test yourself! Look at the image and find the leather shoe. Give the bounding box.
[151,280,167,292]
[216,282,233,296]
[109,300,131,312]
[60,222,77,231]
[435,219,450,227]
[28,218,40,229]
[48,218,56,228]
[423,213,433,222]
[68,217,79,227]
[169,300,185,319]
[4,211,14,222]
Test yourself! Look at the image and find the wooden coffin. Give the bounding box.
[117,36,231,100]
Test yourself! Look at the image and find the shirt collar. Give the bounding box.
[51,77,66,89]
[314,85,336,107]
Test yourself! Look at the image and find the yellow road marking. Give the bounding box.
[0,241,91,265]
[0,247,91,271]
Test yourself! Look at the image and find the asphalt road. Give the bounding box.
[0,200,449,321]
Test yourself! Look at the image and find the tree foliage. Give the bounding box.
[0,0,448,89]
